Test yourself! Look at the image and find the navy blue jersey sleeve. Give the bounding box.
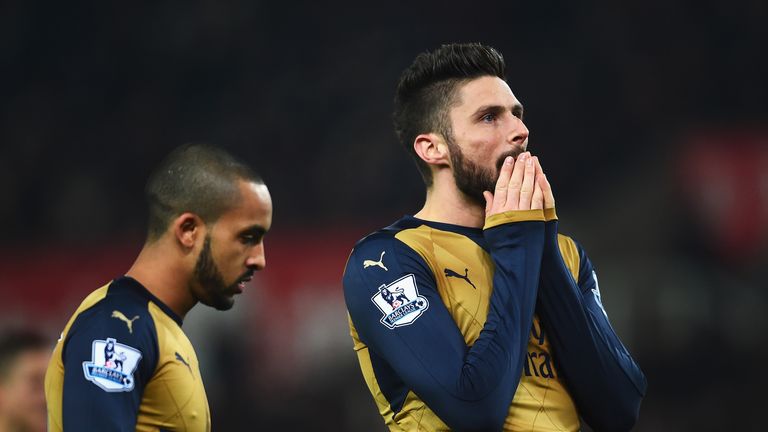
[344,216,544,431]
[536,219,647,432]
[61,295,158,430]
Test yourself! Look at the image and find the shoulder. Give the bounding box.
[351,228,400,256]
[55,279,162,394]
[63,279,159,364]
[347,221,427,271]
[557,233,592,280]
[556,233,597,288]
[343,222,436,302]
[556,233,579,263]
[349,218,421,253]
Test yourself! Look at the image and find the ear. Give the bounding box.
[413,133,451,168]
[171,213,204,249]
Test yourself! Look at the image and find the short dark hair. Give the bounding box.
[0,328,49,381]
[145,143,263,240]
[393,43,506,185]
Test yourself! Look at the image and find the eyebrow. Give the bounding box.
[240,225,268,237]
[473,103,524,118]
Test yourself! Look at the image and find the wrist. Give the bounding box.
[544,207,557,222]
[484,209,545,230]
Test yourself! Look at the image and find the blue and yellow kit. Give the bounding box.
[343,209,647,431]
[45,276,210,431]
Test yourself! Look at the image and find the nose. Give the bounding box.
[508,117,529,147]
[246,242,266,271]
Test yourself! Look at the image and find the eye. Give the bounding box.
[240,234,261,245]
[481,112,496,123]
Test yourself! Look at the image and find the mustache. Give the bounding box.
[494,148,525,173]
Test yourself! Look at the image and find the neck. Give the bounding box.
[414,174,485,228]
[125,239,196,319]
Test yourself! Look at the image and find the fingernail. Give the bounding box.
[505,156,513,164]
[526,157,533,167]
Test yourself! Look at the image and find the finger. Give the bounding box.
[541,173,555,208]
[518,155,536,210]
[533,154,544,178]
[532,181,544,210]
[493,156,514,211]
[534,156,555,208]
[483,191,493,216]
[506,152,528,210]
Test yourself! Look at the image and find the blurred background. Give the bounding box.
[1,1,767,430]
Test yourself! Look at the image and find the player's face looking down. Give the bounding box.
[446,76,529,206]
[192,180,272,310]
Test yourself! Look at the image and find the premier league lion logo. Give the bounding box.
[82,338,142,392]
[371,274,429,329]
[379,285,410,309]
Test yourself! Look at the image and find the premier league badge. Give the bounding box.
[371,274,429,329]
[82,337,142,392]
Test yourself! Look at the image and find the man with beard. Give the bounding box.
[343,44,646,431]
[45,144,272,431]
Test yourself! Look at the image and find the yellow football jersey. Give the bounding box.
[45,276,210,431]
[344,211,581,431]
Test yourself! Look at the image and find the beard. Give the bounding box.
[447,135,523,207]
[193,235,238,311]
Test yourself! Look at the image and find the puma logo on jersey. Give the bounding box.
[363,251,388,271]
[175,352,192,373]
[112,310,140,334]
[444,268,476,289]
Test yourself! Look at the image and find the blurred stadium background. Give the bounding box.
[1,1,766,430]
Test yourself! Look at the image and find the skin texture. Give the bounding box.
[413,76,554,225]
[127,179,273,318]
[0,349,49,432]
[190,181,273,311]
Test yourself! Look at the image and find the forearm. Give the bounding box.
[430,214,547,429]
[537,217,647,432]
[471,211,547,391]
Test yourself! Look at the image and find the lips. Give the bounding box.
[239,272,254,284]
[235,272,254,293]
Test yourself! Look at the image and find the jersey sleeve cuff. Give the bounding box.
[544,207,558,221]
[483,209,545,229]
